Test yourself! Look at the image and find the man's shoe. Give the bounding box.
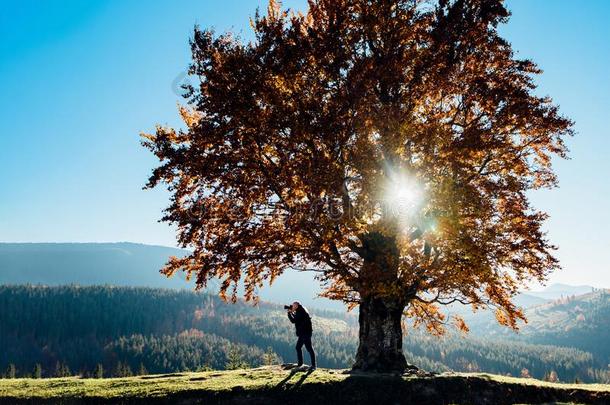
[309,366,316,371]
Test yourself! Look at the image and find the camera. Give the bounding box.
[283,305,291,310]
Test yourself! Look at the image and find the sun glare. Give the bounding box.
[383,173,423,222]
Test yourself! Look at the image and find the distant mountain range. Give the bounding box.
[527,283,597,300]
[0,242,596,312]
[0,242,343,310]
[0,242,189,289]
[492,283,596,310]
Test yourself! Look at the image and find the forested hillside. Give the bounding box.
[477,289,610,363]
[1,285,609,383]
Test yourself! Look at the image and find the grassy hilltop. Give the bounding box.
[1,366,609,405]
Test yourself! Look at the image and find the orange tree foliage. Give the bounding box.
[143,0,572,333]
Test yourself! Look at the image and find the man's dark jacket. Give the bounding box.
[288,306,313,337]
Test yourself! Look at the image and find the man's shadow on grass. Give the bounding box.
[275,366,314,391]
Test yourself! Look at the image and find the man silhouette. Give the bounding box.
[287,301,316,370]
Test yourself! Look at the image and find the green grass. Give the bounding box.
[0,367,345,399]
[0,366,608,404]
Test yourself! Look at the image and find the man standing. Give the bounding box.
[287,301,316,370]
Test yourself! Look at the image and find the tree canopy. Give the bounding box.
[143,0,572,337]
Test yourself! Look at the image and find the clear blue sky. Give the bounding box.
[0,0,608,288]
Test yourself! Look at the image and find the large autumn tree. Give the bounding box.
[143,0,572,372]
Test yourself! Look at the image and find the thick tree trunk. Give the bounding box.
[352,295,407,373]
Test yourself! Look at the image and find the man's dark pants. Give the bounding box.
[296,335,316,367]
